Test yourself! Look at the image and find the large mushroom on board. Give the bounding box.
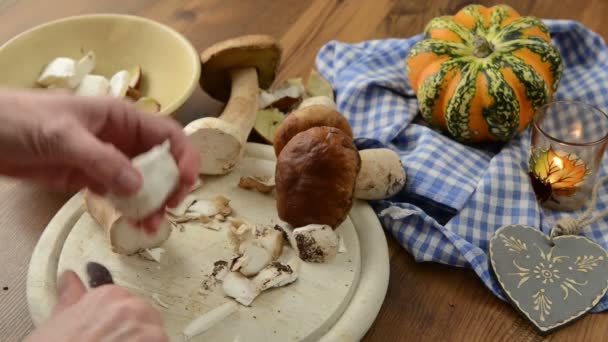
[275,126,361,228]
[274,105,406,228]
[184,35,281,175]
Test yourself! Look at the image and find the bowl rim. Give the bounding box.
[0,13,201,116]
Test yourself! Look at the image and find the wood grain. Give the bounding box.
[0,0,607,341]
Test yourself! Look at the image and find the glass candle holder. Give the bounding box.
[528,101,608,211]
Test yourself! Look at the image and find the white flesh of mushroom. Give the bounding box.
[222,272,259,306]
[109,70,131,97]
[338,234,347,253]
[230,225,284,276]
[182,301,238,340]
[139,247,165,263]
[106,140,179,220]
[37,57,78,88]
[75,74,110,96]
[258,80,305,109]
[251,246,300,291]
[298,96,337,110]
[292,224,339,263]
[166,194,198,217]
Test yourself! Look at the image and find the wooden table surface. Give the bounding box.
[1,0,607,341]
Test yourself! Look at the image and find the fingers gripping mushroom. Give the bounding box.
[184,35,281,175]
[273,105,406,228]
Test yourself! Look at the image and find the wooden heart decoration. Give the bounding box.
[489,224,608,335]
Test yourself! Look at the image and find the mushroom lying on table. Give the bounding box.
[184,35,281,175]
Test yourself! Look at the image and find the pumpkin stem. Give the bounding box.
[472,35,494,58]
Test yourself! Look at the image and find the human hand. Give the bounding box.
[24,271,168,342]
[0,89,199,230]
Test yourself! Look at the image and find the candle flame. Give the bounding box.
[553,156,564,170]
[572,122,582,139]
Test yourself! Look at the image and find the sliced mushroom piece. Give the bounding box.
[75,74,110,96]
[182,301,238,340]
[251,246,300,291]
[126,87,142,101]
[187,195,232,217]
[185,35,281,175]
[212,260,230,281]
[292,224,339,263]
[139,247,165,262]
[128,66,142,89]
[84,191,172,255]
[109,70,131,97]
[298,96,336,110]
[230,225,284,276]
[75,51,96,83]
[222,272,259,306]
[227,222,254,251]
[338,234,347,253]
[106,140,179,220]
[231,241,273,276]
[238,175,275,194]
[355,148,406,200]
[258,78,305,110]
[166,194,198,217]
[37,57,78,88]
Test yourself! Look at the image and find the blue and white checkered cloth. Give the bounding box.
[315,20,608,312]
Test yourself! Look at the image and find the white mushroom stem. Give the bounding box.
[84,191,172,255]
[355,148,406,200]
[182,301,238,340]
[184,68,258,175]
[229,224,284,276]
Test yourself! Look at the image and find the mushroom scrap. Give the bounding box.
[209,220,301,306]
[184,35,281,175]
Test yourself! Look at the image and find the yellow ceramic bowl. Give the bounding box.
[0,14,201,116]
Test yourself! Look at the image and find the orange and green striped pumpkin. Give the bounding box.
[406,4,563,143]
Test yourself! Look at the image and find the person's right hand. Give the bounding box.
[24,271,168,342]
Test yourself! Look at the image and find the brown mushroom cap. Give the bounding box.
[200,35,281,102]
[273,105,354,156]
[275,126,361,229]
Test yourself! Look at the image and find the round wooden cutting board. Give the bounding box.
[26,143,390,341]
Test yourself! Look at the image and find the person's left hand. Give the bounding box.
[0,89,200,231]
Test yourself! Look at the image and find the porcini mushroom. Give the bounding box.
[275,126,361,228]
[273,105,353,156]
[184,35,281,175]
[273,103,406,228]
[84,191,172,255]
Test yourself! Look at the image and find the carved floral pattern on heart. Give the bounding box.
[490,224,608,334]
